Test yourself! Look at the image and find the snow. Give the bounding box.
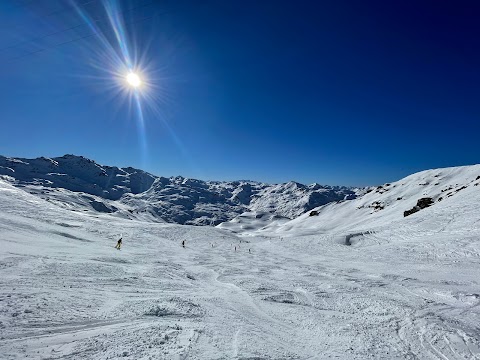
[248,181,356,219]
[1,163,480,359]
[0,155,356,226]
[247,164,480,237]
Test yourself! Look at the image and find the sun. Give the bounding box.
[126,72,141,88]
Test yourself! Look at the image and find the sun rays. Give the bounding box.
[68,0,176,166]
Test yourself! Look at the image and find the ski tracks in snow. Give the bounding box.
[209,269,306,358]
[1,189,480,359]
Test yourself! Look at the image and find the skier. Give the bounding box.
[115,237,122,250]
[182,240,185,248]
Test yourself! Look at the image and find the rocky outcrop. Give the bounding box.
[404,197,434,217]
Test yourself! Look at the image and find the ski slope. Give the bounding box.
[1,164,480,359]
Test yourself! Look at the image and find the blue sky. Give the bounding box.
[0,0,479,186]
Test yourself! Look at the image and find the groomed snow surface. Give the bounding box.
[1,165,480,359]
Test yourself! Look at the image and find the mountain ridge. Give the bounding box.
[0,154,356,225]
[219,163,480,236]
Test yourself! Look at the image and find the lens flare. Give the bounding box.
[69,0,192,170]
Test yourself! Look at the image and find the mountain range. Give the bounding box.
[0,154,356,225]
[1,155,479,358]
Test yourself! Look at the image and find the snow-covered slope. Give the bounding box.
[0,154,156,200]
[216,211,291,233]
[0,155,355,225]
[244,164,480,237]
[1,164,480,359]
[249,181,356,218]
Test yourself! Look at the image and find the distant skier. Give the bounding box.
[115,237,122,250]
[182,240,185,248]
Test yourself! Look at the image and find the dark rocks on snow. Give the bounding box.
[404,197,434,217]
[370,201,384,211]
[417,198,434,208]
[404,208,417,217]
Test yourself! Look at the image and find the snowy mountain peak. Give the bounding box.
[229,163,480,236]
[0,154,156,200]
[0,154,355,225]
[2,161,479,359]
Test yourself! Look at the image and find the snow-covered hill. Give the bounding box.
[221,164,480,237]
[1,163,479,359]
[0,154,355,225]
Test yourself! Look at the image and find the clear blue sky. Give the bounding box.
[0,0,479,186]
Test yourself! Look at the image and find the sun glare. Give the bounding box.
[126,72,141,87]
